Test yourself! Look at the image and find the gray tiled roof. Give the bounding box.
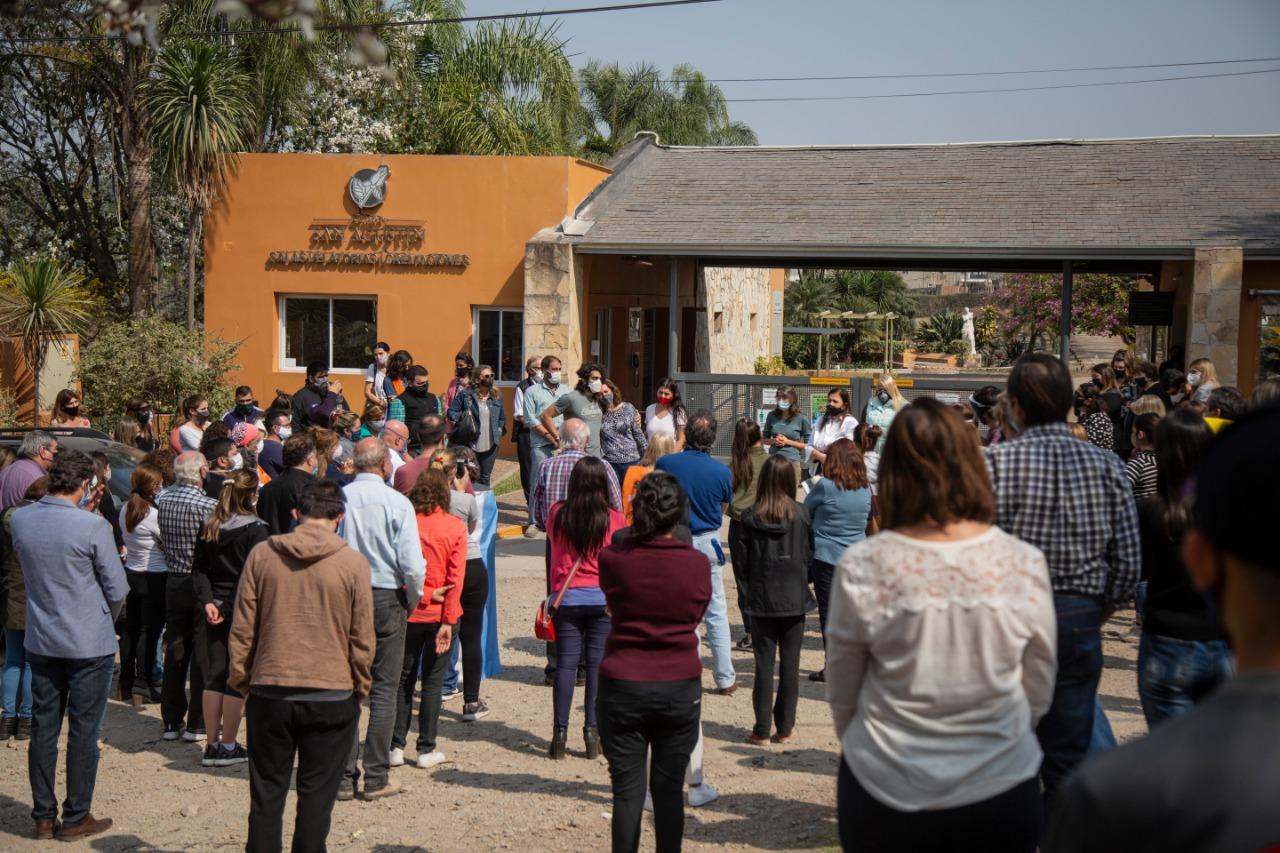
[567,136,1280,259]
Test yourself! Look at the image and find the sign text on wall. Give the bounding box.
[266,214,470,269]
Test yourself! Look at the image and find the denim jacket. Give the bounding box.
[448,387,506,446]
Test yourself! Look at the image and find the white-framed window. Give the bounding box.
[279,295,377,372]
[473,307,523,384]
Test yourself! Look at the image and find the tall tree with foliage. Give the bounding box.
[0,259,98,424]
[146,41,256,328]
[996,273,1135,354]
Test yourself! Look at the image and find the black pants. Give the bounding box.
[117,571,166,698]
[161,573,204,730]
[749,615,804,738]
[810,559,835,647]
[598,677,701,853]
[837,757,1041,853]
[544,540,587,679]
[473,445,498,488]
[197,618,239,698]
[246,694,359,853]
[458,558,490,703]
[727,520,751,638]
[345,589,408,792]
[517,428,533,500]
[393,622,449,753]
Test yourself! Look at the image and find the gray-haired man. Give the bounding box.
[0,430,57,511]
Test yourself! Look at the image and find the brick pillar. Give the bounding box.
[1189,247,1244,385]
[523,229,584,373]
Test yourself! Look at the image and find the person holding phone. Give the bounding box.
[191,470,269,768]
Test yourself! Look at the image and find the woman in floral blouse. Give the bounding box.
[600,379,648,485]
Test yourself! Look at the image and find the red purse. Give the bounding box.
[534,556,583,642]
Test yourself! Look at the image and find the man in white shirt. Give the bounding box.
[380,420,409,484]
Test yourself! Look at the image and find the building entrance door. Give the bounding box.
[591,308,611,374]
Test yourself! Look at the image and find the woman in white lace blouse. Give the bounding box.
[826,398,1057,852]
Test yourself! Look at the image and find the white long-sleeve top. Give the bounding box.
[826,527,1057,811]
[119,504,168,573]
[804,413,859,477]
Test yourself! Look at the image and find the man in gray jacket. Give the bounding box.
[10,450,127,841]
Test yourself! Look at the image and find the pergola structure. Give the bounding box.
[801,310,901,371]
[525,134,1280,391]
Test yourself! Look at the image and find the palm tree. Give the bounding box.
[0,260,97,425]
[145,41,256,328]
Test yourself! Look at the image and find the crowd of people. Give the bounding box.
[0,341,1277,852]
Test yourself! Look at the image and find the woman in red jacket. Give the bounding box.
[391,468,466,771]
[598,471,712,853]
[546,456,626,761]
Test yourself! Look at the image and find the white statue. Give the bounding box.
[961,307,977,356]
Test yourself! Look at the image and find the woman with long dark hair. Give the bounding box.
[827,400,1055,851]
[545,456,625,760]
[1075,383,1115,451]
[728,418,767,651]
[192,469,268,766]
[1136,409,1230,727]
[173,394,210,452]
[645,378,687,450]
[49,388,90,427]
[802,438,871,683]
[126,397,159,452]
[804,388,858,478]
[600,379,648,485]
[741,455,812,746]
[598,471,710,853]
[117,464,167,705]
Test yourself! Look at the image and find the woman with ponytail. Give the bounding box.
[117,463,168,704]
[191,470,268,767]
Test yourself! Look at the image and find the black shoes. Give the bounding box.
[549,726,568,760]
[0,715,16,740]
[584,727,601,760]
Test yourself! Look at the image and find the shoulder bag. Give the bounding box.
[451,392,480,446]
[534,555,584,642]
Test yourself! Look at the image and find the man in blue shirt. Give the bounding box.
[655,411,736,694]
[341,437,426,801]
[11,450,127,842]
[522,355,571,532]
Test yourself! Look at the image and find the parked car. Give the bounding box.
[0,427,144,504]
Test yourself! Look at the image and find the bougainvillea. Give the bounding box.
[995,273,1135,353]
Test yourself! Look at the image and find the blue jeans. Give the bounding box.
[442,637,460,695]
[1088,696,1116,753]
[1036,595,1103,808]
[27,653,115,824]
[692,531,736,690]
[552,605,610,729]
[528,442,555,526]
[1137,631,1233,729]
[3,627,32,718]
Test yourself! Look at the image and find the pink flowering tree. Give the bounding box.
[994,273,1135,357]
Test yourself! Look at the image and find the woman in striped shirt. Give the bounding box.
[1125,413,1161,499]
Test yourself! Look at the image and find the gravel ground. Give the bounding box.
[0,525,1147,852]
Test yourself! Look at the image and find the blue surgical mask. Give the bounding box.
[777,399,791,411]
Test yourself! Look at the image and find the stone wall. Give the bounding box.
[695,266,774,373]
[1189,247,1244,385]
[523,229,585,371]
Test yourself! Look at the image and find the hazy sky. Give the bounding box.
[467,0,1280,146]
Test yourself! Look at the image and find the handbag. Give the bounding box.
[451,394,480,446]
[534,555,584,642]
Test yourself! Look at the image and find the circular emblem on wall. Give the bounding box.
[348,165,391,210]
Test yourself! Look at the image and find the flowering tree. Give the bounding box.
[995,272,1135,355]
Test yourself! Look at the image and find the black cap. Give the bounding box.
[1194,407,1280,573]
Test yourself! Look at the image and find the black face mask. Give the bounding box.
[136,411,152,425]
[456,367,469,378]
[311,379,329,394]
[236,403,255,415]
[826,405,843,419]
[410,384,430,396]
[64,406,79,417]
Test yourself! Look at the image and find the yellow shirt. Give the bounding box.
[1204,416,1232,434]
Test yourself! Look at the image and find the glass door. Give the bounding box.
[1260,295,1280,382]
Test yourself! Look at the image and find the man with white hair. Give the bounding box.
[379,420,410,482]
[340,437,425,801]
[529,419,622,683]
[0,430,57,511]
[156,450,217,742]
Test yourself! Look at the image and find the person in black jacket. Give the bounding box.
[741,455,813,746]
[192,469,269,768]
[291,362,350,430]
[397,365,440,455]
[256,434,318,535]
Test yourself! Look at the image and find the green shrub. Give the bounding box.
[754,356,787,376]
[78,316,242,425]
[946,339,970,357]
[0,387,18,427]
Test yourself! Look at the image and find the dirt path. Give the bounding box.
[0,531,1146,852]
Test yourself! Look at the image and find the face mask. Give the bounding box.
[370,419,386,432]
[311,379,329,394]
[254,441,264,456]
[533,369,543,382]
[1007,414,1023,436]
[456,367,469,378]
[79,476,98,509]
[602,392,614,403]
[229,453,243,471]
[1092,378,1103,389]
[333,444,345,461]
[876,390,891,405]
[1187,371,1202,387]
[657,393,673,405]
[777,399,792,411]
[276,426,292,441]
[375,353,388,366]
[549,371,562,385]
[236,403,254,415]
[195,410,210,424]
[65,405,79,417]
[480,376,494,387]
[137,411,152,425]
[1113,365,1126,376]
[411,384,429,396]
[587,379,603,394]
[826,404,842,418]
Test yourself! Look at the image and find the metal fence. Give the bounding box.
[674,371,1008,456]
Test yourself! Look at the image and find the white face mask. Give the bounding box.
[777,399,791,411]
[533,369,543,382]
[587,379,603,394]
[333,444,346,461]
[548,371,562,385]
[229,453,243,471]
[276,426,292,440]
[1187,371,1202,387]
[254,441,264,456]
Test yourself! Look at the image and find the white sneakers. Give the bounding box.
[414,751,447,770]
[642,782,720,811]
[389,747,405,767]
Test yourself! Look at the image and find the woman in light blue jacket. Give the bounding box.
[862,373,907,453]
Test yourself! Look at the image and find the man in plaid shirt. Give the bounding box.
[156,451,218,741]
[530,419,620,682]
[987,354,1140,807]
